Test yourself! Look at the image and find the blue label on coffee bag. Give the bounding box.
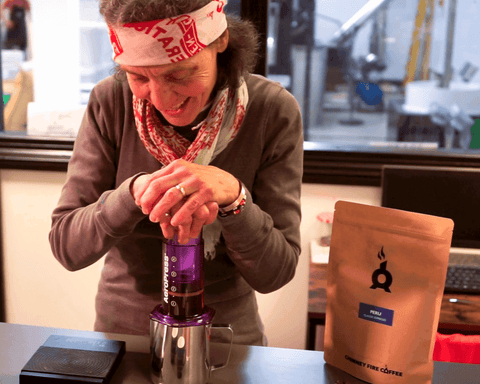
[359,303,394,326]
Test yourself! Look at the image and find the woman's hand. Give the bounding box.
[160,200,218,243]
[131,159,240,243]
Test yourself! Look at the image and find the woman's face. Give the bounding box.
[122,36,228,127]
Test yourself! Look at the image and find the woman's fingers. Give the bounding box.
[146,176,212,225]
[159,211,175,239]
[189,204,212,239]
[204,201,219,225]
[169,183,213,226]
[131,174,151,205]
[148,185,184,222]
[176,220,193,244]
[137,173,181,214]
[159,202,218,243]
[170,201,194,244]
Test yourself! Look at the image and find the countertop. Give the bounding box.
[1,322,479,383]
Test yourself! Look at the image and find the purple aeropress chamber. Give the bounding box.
[162,232,205,319]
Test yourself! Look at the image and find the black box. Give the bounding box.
[20,334,126,384]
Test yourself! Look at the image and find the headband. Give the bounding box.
[108,0,228,66]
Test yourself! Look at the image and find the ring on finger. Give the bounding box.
[176,184,187,197]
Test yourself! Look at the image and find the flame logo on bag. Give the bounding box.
[370,246,393,293]
[377,246,386,260]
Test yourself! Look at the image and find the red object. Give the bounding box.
[316,212,334,224]
[2,0,30,11]
[433,332,480,364]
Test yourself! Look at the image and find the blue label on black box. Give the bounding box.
[359,302,394,326]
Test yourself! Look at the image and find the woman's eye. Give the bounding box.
[167,72,189,82]
[130,75,148,83]
[168,76,184,83]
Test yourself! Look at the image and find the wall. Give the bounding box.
[1,169,381,349]
[1,170,102,331]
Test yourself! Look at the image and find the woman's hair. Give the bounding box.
[100,0,259,90]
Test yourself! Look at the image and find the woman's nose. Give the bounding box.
[146,79,179,110]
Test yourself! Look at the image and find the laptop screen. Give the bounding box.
[381,165,480,250]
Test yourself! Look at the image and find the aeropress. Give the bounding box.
[150,230,233,384]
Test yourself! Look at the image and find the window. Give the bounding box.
[266,0,480,153]
[79,0,114,104]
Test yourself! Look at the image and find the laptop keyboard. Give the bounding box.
[444,253,480,294]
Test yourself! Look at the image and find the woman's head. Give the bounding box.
[100,0,259,95]
[121,36,229,127]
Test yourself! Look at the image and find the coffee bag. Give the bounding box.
[324,201,454,384]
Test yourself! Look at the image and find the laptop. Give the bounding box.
[381,165,480,294]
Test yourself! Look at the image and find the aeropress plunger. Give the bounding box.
[150,230,233,384]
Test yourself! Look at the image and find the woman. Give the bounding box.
[49,0,303,346]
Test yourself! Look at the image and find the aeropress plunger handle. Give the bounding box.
[162,232,205,319]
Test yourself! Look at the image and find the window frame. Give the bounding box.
[2,134,480,188]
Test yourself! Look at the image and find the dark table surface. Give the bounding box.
[1,322,479,383]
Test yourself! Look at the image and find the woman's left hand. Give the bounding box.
[132,159,240,242]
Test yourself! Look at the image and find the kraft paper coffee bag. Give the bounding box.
[324,201,454,384]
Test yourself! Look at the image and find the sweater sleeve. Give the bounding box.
[49,80,146,271]
[219,86,303,294]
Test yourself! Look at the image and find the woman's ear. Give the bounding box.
[216,29,229,53]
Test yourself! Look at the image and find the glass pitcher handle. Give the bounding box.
[210,323,233,371]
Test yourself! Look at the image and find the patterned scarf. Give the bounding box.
[133,80,249,258]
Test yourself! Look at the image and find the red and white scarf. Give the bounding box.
[133,80,248,167]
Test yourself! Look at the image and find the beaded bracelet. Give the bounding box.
[218,183,246,217]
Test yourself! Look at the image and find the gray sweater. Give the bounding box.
[49,73,303,345]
